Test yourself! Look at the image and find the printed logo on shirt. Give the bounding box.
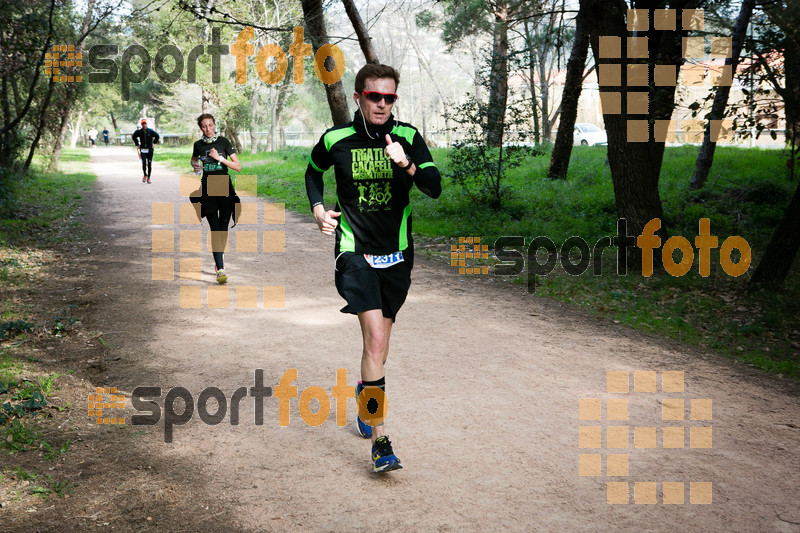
[201,149,224,172]
[350,148,393,212]
[351,148,392,181]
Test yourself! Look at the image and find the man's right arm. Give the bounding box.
[305,137,332,211]
[305,136,339,235]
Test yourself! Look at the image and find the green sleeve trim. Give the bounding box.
[391,125,417,145]
[324,126,357,152]
[308,156,324,173]
[418,161,436,169]
[398,204,412,251]
[337,196,356,252]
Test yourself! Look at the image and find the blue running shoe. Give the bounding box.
[371,436,402,473]
[355,381,372,438]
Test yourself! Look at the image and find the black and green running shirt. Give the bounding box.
[192,136,237,196]
[305,110,442,259]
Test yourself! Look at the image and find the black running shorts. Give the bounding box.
[334,252,411,321]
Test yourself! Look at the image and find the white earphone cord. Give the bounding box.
[356,99,398,140]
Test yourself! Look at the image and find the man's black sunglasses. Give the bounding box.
[360,91,398,104]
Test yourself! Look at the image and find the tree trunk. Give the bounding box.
[341,0,379,64]
[783,33,800,175]
[202,88,213,114]
[69,110,84,149]
[23,78,56,174]
[587,0,700,268]
[1,75,10,128]
[486,2,509,147]
[689,0,756,189]
[538,48,552,141]
[547,0,590,180]
[50,107,71,169]
[48,0,96,171]
[300,0,350,126]
[470,40,482,102]
[524,20,541,145]
[109,111,119,144]
[269,90,278,152]
[749,30,800,288]
[749,181,800,288]
[250,85,260,153]
[0,0,56,168]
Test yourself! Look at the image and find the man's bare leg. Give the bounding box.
[358,309,393,443]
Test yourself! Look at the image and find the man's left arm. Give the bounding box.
[384,132,442,199]
[407,131,441,199]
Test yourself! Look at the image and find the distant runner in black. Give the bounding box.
[305,63,442,474]
[190,113,242,285]
[132,120,160,183]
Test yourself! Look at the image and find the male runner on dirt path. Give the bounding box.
[305,63,442,473]
[132,120,160,183]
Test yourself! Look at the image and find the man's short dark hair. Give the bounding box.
[196,113,216,128]
[354,64,400,93]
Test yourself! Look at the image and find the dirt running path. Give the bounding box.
[82,146,799,531]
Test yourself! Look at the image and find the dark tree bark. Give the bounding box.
[23,77,56,173]
[486,1,509,147]
[0,0,56,167]
[547,0,590,180]
[750,17,800,288]
[224,125,243,154]
[689,0,756,189]
[523,20,541,144]
[749,180,800,288]
[49,0,96,171]
[341,0,379,64]
[249,85,260,153]
[301,0,350,126]
[202,88,213,114]
[109,110,119,144]
[586,0,701,268]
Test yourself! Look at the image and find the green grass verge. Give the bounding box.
[0,150,95,248]
[0,148,90,502]
[156,144,800,379]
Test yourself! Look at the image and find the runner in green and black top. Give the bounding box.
[190,113,242,284]
[305,63,441,473]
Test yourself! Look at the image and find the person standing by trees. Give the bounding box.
[305,63,442,473]
[102,127,109,147]
[132,120,160,183]
[88,127,98,149]
[190,114,242,285]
